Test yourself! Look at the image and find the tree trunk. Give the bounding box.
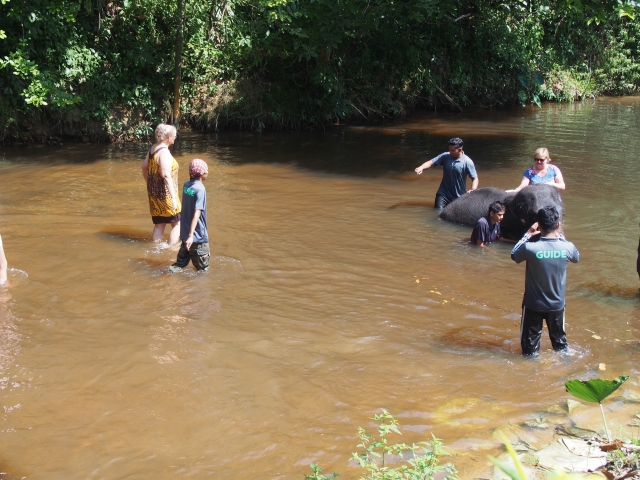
[172,0,184,130]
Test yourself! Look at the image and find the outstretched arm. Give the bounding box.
[415,160,434,175]
[506,176,530,193]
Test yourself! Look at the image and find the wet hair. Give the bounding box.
[534,147,550,161]
[538,205,560,232]
[155,123,177,142]
[488,201,505,216]
[448,137,464,149]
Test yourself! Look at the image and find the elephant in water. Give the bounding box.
[439,184,563,241]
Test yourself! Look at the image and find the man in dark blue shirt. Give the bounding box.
[511,206,579,356]
[414,137,479,208]
[471,201,505,247]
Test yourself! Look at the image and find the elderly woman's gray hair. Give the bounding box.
[154,123,177,142]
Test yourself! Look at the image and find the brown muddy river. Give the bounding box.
[1,97,640,479]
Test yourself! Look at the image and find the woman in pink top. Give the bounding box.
[507,148,566,193]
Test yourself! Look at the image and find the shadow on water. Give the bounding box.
[5,107,532,178]
[98,227,151,243]
[203,128,530,177]
[132,257,171,268]
[440,326,520,355]
[388,201,435,210]
[1,142,150,165]
[576,282,640,299]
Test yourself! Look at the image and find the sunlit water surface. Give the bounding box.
[1,98,640,478]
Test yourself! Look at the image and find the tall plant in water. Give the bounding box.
[565,376,629,442]
[304,409,457,480]
[351,409,457,479]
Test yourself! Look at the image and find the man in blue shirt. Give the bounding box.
[511,206,579,356]
[414,137,479,208]
[471,201,505,247]
[169,159,210,272]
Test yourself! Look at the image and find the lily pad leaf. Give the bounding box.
[565,376,629,403]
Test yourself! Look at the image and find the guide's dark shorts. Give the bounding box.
[152,213,181,225]
[170,241,210,271]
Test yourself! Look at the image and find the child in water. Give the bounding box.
[0,235,7,285]
[168,159,210,272]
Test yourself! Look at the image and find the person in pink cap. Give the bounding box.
[168,159,210,272]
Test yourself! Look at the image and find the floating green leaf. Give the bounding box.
[565,376,629,403]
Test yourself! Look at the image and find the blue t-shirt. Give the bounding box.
[511,236,579,311]
[524,165,561,185]
[431,153,477,202]
[179,179,208,243]
[470,216,501,245]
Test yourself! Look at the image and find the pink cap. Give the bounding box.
[189,158,208,178]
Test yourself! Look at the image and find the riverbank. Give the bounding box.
[452,384,640,479]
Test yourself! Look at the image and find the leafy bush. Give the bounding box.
[1,0,639,140]
[304,409,457,480]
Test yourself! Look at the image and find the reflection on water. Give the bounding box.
[0,98,639,478]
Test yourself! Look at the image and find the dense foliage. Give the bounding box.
[1,0,639,141]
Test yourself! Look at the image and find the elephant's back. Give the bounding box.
[439,187,512,227]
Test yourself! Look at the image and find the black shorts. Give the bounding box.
[520,306,567,356]
[152,213,181,225]
[171,241,210,271]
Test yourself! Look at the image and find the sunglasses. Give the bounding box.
[534,157,547,162]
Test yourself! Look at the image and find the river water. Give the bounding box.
[1,97,640,479]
